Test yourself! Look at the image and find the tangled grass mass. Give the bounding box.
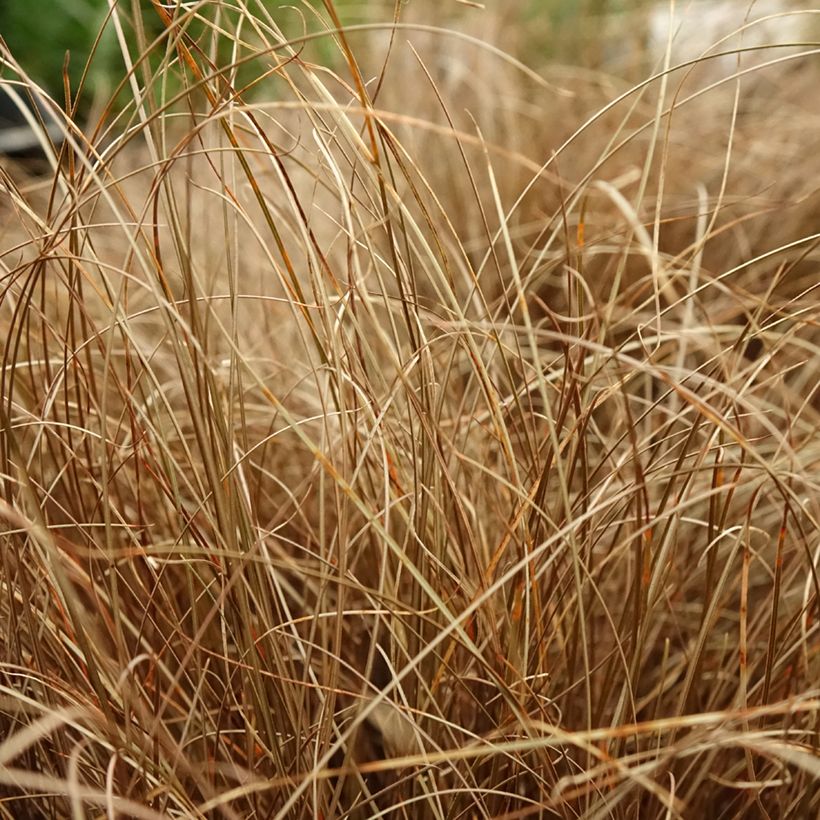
[1,1,819,817]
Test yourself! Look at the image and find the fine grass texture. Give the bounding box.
[1,1,819,817]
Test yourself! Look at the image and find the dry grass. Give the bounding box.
[1,1,819,817]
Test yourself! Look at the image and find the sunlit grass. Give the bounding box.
[1,1,819,817]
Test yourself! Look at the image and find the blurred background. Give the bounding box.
[1,0,809,107]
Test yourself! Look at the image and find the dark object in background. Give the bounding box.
[0,85,64,158]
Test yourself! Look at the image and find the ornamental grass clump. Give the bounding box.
[1,1,818,818]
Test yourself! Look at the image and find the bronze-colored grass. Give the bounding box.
[1,1,819,818]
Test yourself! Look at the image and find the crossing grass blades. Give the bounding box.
[1,1,819,817]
